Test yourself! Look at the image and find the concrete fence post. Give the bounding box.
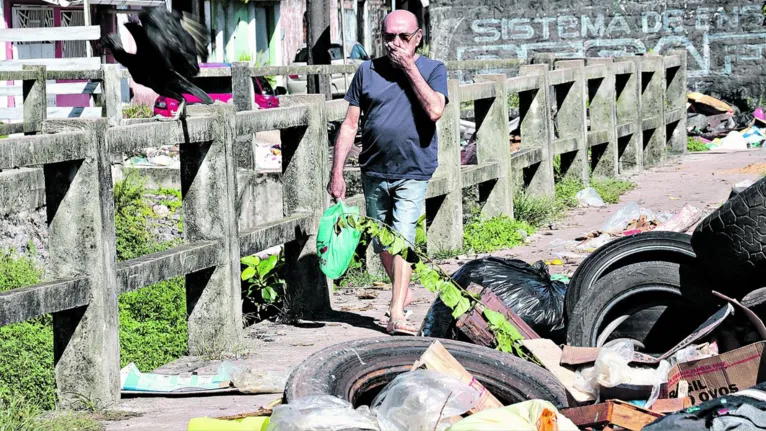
[181,103,243,355]
[585,58,618,178]
[639,55,667,168]
[427,78,464,254]
[613,58,642,174]
[22,65,46,135]
[553,60,589,185]
[280,95,331,317]
[518,64,555,197]
[232,62,254,112]
[42,118,120,408]
[473,74,513,218]
[101,64,122,127]
[666,51,688,155]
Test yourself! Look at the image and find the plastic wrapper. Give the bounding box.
[230,366,287,394]
[419,257,567,341]
[267,395,378,431]
[576,234,612,252]
[316,201,362,279]
[600,202,640,234]
[670,342,719,366]
[574,339,671,407]
[576,187,606,207]
[371,370,479,431]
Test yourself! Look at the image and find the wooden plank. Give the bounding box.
[0,107,102,120]
[650,397,691,413]
[0,57,101,71]
[410,340,503,413]
[561,402,613,428]
[522,339,595,403]
[0,81,101,97]
[0,26,101,43]
[610,400,664,431]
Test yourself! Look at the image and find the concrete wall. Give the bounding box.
[429,0,766,102]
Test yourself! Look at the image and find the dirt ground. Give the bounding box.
[105,149,765,430]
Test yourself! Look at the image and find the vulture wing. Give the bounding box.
[139,7,199,79]
[179,12,209,64]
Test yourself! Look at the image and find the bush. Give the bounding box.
[463,215,535,253]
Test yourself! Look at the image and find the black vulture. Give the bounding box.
[101,8,212,120]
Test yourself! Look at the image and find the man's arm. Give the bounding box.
[327,105,361,201]
[402,64,446,122]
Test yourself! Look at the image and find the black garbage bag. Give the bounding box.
[419,257,567,342]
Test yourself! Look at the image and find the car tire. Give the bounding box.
[691,177,766,294]
[284,336,569,409]
[566,261,719,352]
[565,232,696,320]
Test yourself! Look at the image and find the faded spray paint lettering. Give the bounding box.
[438,4,765,79]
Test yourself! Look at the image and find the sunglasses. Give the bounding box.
[383,29,420,43]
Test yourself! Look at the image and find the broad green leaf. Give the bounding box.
[367,222,379,236]
[241,266,256,281]
[258,254,278,275]
[379,228,394,247]
[240,255,259,267]
[452,297,472,318]
[388,237,405,256]
[262,286,278,303]
[483,308,506,328]
[440,286,460,308]
[347,216,357,229]
[337,218,348,229]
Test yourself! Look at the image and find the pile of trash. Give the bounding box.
[687,92,766,150]
[125,145,180,168]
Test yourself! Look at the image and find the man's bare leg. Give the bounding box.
[380,251,414,331]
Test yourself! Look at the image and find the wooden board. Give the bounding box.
[0,57,101,71]
[456,284,539,347]
[411,340,503,414]
[0,26,101,43]
[561,400,663,431]
[521,339,594,404]
[650,397,692,414]
[0,107,103,120]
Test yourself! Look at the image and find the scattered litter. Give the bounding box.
[576,187,606,208]
[688,92,733,115]
[522,338,595,403]
[546,239,579,250]
[600,202,641,234]
[267,395,378,431]
[355,289,379,300]
[229,365,287,394]
[372,370,480,431]
[120,362,234,395]
[669,342,719,366]
[654,204,703,233]
[718,130,748,150]
[550,274,570,283]
[449,400,579,431]
[562,399,663,431]
[576,234,613,252]
[546,259,563,266]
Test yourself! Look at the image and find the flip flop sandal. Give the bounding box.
[377,309,413,327]
[388,319,418,336]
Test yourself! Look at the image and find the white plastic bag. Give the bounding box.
[267,395,379,431]
[230,367,287,394]
[574,339,671,407]
[576,187,606,207]
[372,370,480,431]
[600,202,640,234]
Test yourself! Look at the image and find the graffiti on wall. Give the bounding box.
[456,5,766,77]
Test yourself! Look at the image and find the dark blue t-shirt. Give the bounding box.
[344,56,449,181]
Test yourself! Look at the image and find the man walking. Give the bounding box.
[326,10,449,335]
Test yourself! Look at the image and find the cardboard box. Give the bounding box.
[664,341,766,405]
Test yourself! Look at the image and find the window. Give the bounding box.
[328,45,344,61]
[254,76,275,96]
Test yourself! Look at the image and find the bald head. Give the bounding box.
[383,10,419,33]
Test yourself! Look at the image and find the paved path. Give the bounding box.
[105,149,765,430]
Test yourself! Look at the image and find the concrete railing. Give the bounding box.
[0,53,686,408]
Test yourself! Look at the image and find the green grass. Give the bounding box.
[554,177,583,209]
[687,136,709,152]
[0,397,102,431]
[513,189,560,227]
[122,105,152,119]
[590,177,636,204]
[463,215,535,254]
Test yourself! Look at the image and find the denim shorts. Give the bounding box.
[362,174,429,254]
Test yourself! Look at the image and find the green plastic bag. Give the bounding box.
[317,200,362,279]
